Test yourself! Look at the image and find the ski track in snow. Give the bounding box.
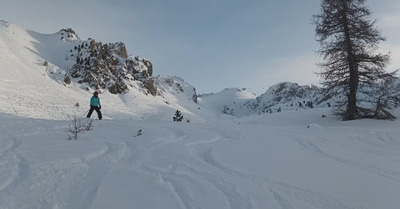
[0,116,400,209]
[186,128,358,209]
[135,126,254,209]
[0,135,23,193]
[281,129,400,183]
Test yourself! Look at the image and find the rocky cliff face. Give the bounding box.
[63,32,155,94]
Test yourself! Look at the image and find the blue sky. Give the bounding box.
[1,0,399,95]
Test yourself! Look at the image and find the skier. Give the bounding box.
[87,91,102,120]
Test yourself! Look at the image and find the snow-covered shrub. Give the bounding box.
[65,115,94,140]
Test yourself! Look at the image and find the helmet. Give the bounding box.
[94,91,98,95]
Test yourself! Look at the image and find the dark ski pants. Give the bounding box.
[87,105,102,119]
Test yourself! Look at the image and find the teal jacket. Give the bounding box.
[90,96,101,107]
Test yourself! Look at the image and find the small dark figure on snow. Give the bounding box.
[87,91,102,120]
[173,110,183,122]
[135,129,142,137]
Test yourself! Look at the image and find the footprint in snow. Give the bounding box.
[306,123,323,129]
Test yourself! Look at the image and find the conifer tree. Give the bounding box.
[173,110,183,122]
[313,0,396,120]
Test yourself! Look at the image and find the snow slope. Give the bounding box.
[198,88,256,116]
[1,20,400,209]
[0,21,207,121]
[1,109,400,209]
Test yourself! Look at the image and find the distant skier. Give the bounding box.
[86,91,102,120]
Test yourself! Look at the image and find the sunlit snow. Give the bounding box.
[1,20,400,209]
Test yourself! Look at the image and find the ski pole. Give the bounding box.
[81,110,89,119]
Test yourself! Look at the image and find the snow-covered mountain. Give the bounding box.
[223,82,339,116]
[0,20,333,120]
[198,88,256,115]
[2,21,400,209]
[0,20,206,120]
[1,20,399,121]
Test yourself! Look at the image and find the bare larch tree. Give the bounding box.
[313,0,396,120]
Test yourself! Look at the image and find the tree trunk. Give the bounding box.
[341,0,358,120]
[346,68,358,120]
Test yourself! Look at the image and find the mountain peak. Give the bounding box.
[58,28,80,41]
